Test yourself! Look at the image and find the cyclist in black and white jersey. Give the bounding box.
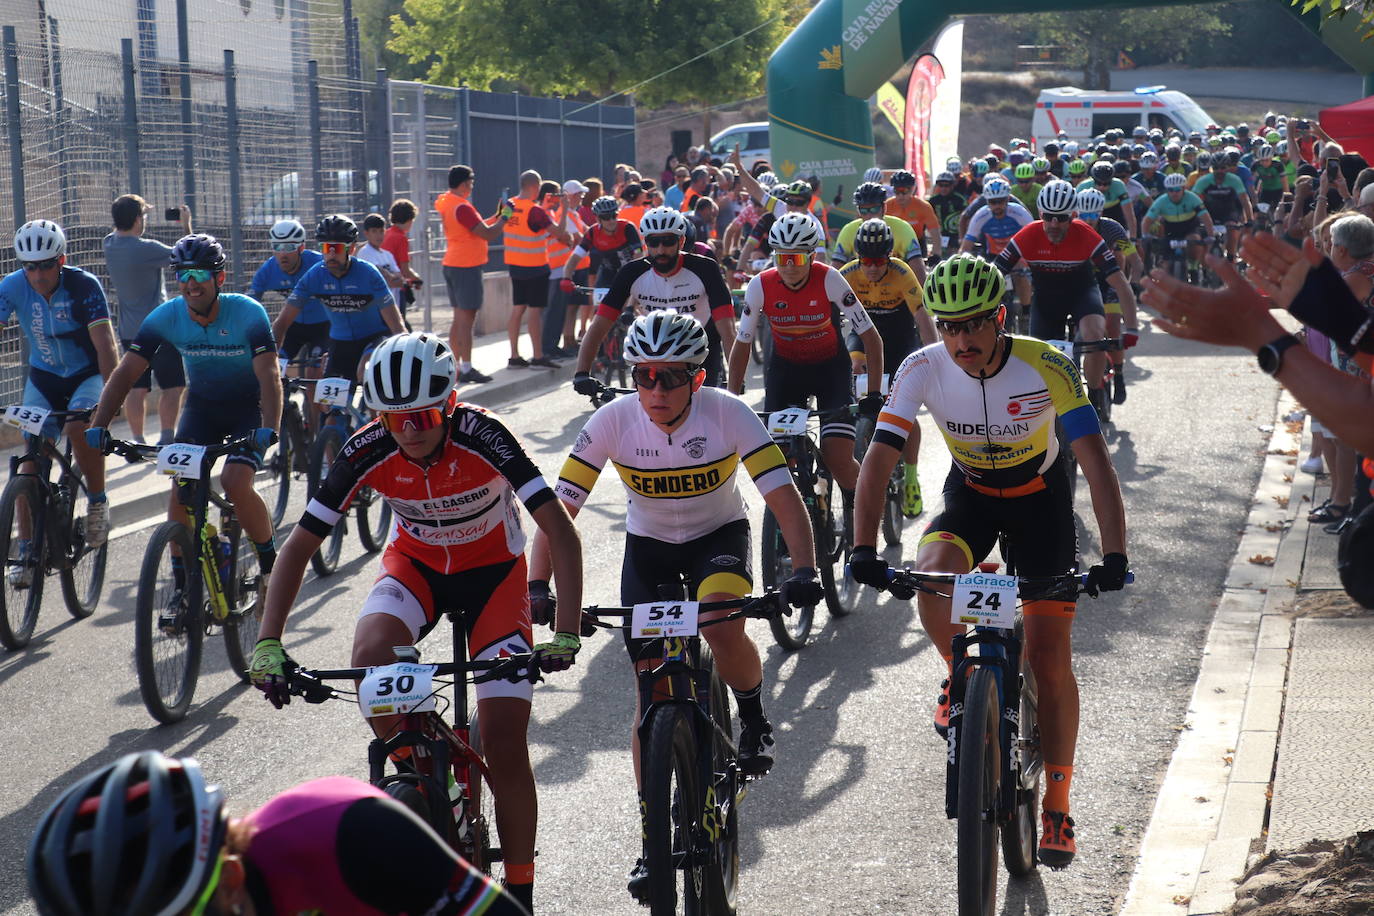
[572,207,736,393]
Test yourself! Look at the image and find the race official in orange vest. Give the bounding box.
[435,163,511,384]
[502,170,561,368]
[544,179,591,357]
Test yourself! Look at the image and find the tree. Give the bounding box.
[1019,6,1230,89]
[388,0,800,106]
[354,0,428,80]
[1294,0,1374,39]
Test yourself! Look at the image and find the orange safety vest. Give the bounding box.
[546,206,590,270]
[620,204,647,232]
[434,190,488,268]
[502,197,549,268]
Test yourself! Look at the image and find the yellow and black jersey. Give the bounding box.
[838,257,923,319]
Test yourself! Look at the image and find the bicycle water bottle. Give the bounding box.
[215,533,232,587]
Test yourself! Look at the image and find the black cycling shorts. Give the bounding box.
[764,351,855,441]
[847,311,918,367]
[281,321,330,364]
[620,518,752,660]
[921,457,1079,602]
[1029,286,1105,341]
[175,392,262,469]
[1160,219,1200,242]
[326,334,386,382]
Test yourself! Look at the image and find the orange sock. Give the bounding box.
[1044,763,1073,812]
[506,862,535,884]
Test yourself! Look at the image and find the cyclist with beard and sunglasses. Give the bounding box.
[849,253,1129,870]
[530,311,822,900]
[571,207,736,395]
[250,332,582,914]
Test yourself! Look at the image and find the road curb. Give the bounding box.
[1121,388,1305,915]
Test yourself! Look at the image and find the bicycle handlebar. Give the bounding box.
[105,434,257,464]
[586,379,635,407]
[580,592,783,636]
[887,567,1136,599]
[284,652,545,703]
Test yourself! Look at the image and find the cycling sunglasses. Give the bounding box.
[321,241,350,256]
[380,406,445,433]
[774,251,810,268]
[270,241,301,252]
[631,365,695,391]
[644,234,680,248]
[176,268,215,283]
[936,312,998,336]
[21,257,59,271]
[1043,213,1074,223]
[859,256,888,267]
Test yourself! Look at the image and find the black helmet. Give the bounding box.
[1090,161,1116,183]
[853,182,888,208]
[169,233,226,271]
[889,169,917,189]
[853,218,894,259]
[315,213,359,243]
[591,195,619,217]
[1114,160,1132,177]
[28,752,227,916]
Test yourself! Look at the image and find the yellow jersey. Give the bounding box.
[839,257,923,318]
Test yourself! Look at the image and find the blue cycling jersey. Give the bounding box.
[285,258,394,342]
[0,266,111,378]
[129,293,275,400]
[248,249,327,323]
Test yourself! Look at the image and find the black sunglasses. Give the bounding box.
[631,365,695,390]
[1043,213,1074,223]
[645,234,680,248]
[935,312,998,336]
[21,257,59,271]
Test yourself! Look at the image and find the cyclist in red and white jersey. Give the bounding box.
[250,333,583,913]
[729,213,885,505]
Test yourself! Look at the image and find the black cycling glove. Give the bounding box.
[1084,552,1129,597]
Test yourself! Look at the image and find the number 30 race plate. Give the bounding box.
[358,662,438,717]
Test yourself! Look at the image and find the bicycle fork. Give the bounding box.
[943,629,1027,824]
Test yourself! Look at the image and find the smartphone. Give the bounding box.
[164,207,180,221]
[498,187,514,219]
[1328,159,1341,179]
[1294,119,1310,131]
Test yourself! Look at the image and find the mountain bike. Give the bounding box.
[582,590,784,915]
[851,376,904,548]
[108,435,264,724]
[886,564,1133,916]
[284,620,544,873]
[576,286,630,389]
[1044,334,1121,502]
[0,407,108,650]
[756,406,857,650]
[305,377,391,575]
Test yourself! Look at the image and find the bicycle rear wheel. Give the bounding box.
[222,523,261,685]
[61,480,107,620]
[762,508,810,650]
[356,486,392,553]
[135,521,203,723]
[308,428,346,575]
[957,666,1002,916]
[0,476,45,650]
[643,704,706,916]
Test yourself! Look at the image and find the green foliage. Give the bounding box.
[354,0,428,80]
[387,0,800,104]
[1019,6,1231,88]
[1292,0,1374,39]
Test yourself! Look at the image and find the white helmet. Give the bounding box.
[14,219,66,262]
[1139,152,1158,168]
[1063,141,1080,156]
[981,178,1011,200]
[1163,172,1188,190]
[363,332,456,411]
[756,171,779,189]
[268,219,306,246]
[623,311,708,366]
[767,212,823,251]
[1074,188,1105,216]
[639,206,688,237]
[1037,179,1077,215]
[863,166,884,182]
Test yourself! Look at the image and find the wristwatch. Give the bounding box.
[1257,333,1300,376]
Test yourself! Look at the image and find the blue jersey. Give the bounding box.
[130,293,275,400]
[248,249,327,323]
[0,267,111,378]
[286,258,394,342]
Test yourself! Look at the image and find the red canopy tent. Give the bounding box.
[1321,95,1374,158]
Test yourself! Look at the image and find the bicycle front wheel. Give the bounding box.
[355,486,392,553]
[466,708,500,874]
[308,428,346,576]
[957,667,1002,916]
[221,524,260,685]
[762,508,810,650]
[643,704,706,916]
[881,462,904,547]
[266,408,305,528]
[704,652,739,914]
[135,521,203,723]
[0,476,45,650]
[60,481,107,620]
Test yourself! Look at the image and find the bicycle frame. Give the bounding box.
[9,416,91,570]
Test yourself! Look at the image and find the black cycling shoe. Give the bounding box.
[627,857,651,903]
[737,717,775,776]
[1112,372,1127,405]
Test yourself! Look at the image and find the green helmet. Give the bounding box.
[1031,157,1051,173]
[1067,158,1087,176]
[1014,163,1035,180]
[923,254,1005,320]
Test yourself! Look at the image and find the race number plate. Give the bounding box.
[1045,339,1075,360]
[157,443,207,479]
[767,409,809,437]
[593,287,610,306]
[852,373,890,397]
[314,377,351,407]
[357,662,437,717]
[2,405,49,436]
[950,571,1018,628]
[630,600,700,639]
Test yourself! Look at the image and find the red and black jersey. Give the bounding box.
[576,220,642,284]
[993,220,1120,299]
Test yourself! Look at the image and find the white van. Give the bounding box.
[247,170,380,224]
[1031,86,1215,149]
[708,121,770,170]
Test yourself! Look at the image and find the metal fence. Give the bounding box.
[387,82,637,327]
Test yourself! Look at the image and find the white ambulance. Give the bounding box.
[1031,86,1215,148]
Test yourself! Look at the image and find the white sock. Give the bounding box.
[459,360,472,372]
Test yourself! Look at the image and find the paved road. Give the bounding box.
[1108,67,1361,107]
[0,325,1276,915]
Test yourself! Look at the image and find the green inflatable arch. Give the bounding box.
[766,0,1374,223]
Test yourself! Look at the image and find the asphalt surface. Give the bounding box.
[0,323,1277,915]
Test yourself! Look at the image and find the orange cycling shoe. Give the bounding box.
[1039,810,1076,869]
